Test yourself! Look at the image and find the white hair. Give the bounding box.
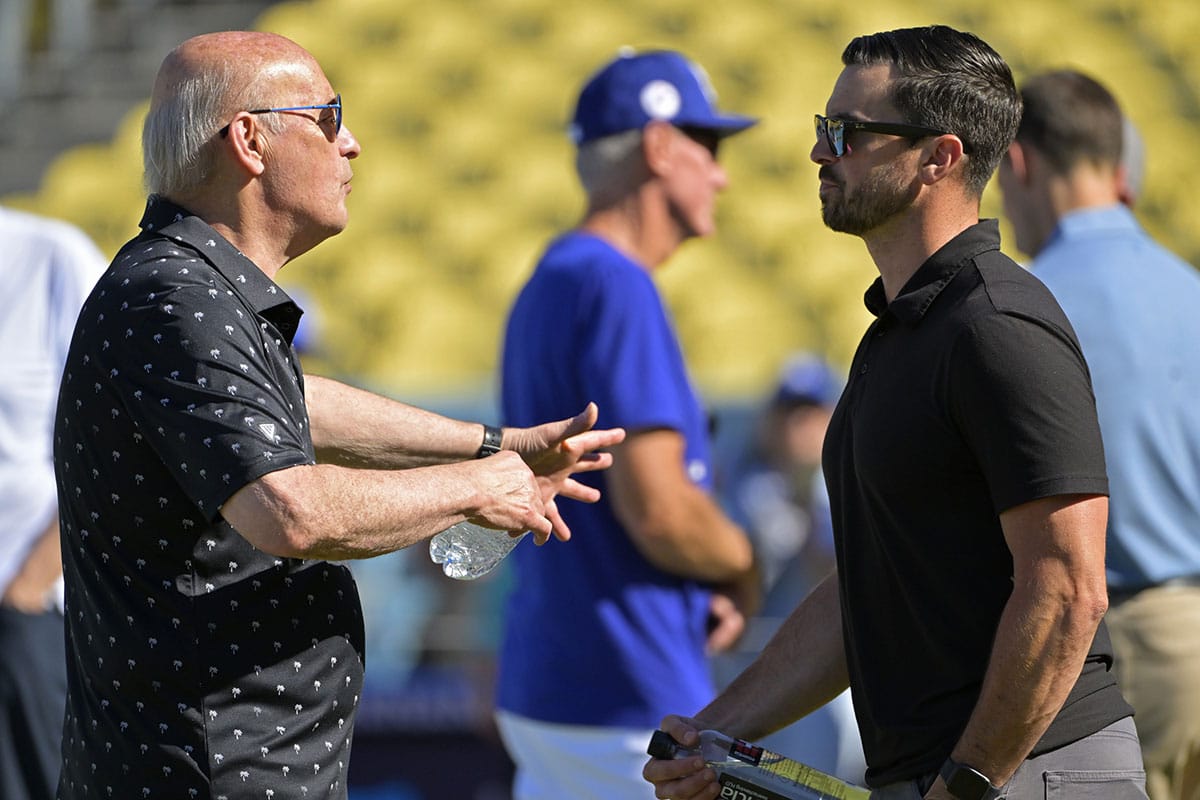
[574,129,645,204]
[142,64,284,197]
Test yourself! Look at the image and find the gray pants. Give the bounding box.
[869,717,1147,800]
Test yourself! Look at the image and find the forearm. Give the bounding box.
[305,375,491,468]
[951,576,1107,785]
[634,486,755,582]
[697,574,849,739]
[221,459,510,561]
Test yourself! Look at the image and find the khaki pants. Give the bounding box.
[1107,585,1200,800]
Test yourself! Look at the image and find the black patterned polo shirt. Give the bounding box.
[54,196,364,799]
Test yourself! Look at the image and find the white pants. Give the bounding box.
[495,709,659,799]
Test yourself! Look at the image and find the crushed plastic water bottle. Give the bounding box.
[429,522,528,580]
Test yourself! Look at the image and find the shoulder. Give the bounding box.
[531,232,658,305]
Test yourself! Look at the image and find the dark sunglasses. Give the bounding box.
[677,125,721,159]
[814,113,953,158]
[219,94,342,139]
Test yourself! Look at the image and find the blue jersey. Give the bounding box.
[495,231,715,727]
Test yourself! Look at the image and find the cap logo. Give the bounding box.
[640,80,682,121]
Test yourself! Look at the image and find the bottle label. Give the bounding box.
[729,739,766,766]
[718,774,791,800]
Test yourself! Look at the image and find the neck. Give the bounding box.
[579,186,684,270]
[863,193,981,302]
[1047,166,1122,219]
[168,187,296,279]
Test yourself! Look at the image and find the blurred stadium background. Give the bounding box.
[3,0,1198,797]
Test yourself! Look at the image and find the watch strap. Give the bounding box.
[939,758,1000,800]
[476,424,503,458]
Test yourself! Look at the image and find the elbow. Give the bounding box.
[1077,578,1109,628]
[1058,574,1108,640]
[223,469,333,560]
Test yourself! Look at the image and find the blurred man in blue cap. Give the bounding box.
[495,48,759,799]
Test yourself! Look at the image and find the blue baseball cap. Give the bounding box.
[772,354,841,408]
[569,49,758,145]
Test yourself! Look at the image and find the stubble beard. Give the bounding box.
[820,161,919,236]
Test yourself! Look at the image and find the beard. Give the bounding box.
[820,161,919,236]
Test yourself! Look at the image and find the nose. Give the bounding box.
[713,160,729,191]
[339,124,361,159]
[811,135,837,165]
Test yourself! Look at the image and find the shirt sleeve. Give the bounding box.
[577,263,693,434]
[948,311,1109,513]
[93,274,312,520]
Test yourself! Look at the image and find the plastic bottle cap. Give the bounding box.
[647,729,680,759]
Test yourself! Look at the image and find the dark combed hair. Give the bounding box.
[1016,69,1123,175]
[842,25,1021,196]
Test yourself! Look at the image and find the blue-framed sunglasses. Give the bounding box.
[219,94,342,138]
[814,113,955,158]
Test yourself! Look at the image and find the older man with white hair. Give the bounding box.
[53,31,623,799]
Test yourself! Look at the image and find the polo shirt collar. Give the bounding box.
[139,195,303,344]
[864,219,1002,324]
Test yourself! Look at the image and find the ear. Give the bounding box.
[1114,161,1136,208]
[641,121,676,176]
[222,113,269,178]
[917,134,965,186]
[1004,140,1032,186]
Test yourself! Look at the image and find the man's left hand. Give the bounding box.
[507,402,626,542]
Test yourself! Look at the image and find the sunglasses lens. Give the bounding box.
[829,119,844,157]
[815,116,845,157]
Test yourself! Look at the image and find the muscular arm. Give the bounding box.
[606,428,754,582]
[644,574,850,799]
[697,572,849,738]
[941,494,1109,790]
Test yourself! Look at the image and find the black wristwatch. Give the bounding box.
[476,424,503,458]
[939,758,1000,800]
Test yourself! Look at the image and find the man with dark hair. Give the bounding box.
[645,26,1147,800]
[999,69,1200,800]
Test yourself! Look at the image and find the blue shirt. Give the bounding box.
[1033,204,1200,590]
[495,231,715,727]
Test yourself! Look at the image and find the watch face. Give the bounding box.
[943,762,994,800]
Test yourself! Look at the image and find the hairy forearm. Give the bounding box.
[951,574,1107,785]
[221,460,488,561]
[304,375,488,468]
[698,574,850,739]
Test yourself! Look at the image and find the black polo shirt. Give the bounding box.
[823,220,1132,788]
[54,196,364,799]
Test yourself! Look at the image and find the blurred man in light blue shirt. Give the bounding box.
[998,70,1200,800]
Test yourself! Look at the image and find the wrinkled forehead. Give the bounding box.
[824,63,900,120]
